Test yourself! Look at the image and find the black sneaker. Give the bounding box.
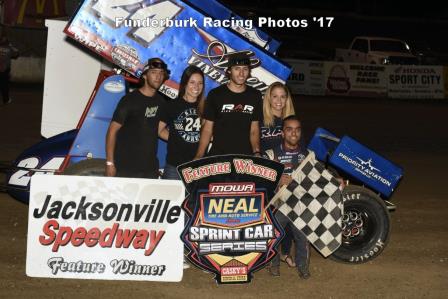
[298,267,311,279]
[268,266,280,277]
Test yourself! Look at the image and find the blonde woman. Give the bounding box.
[261,82,297,273]
[260,82,295,152]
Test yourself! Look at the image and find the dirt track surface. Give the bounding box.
[1,85,447,298]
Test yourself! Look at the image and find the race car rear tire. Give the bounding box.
[330,185,390,264]
[62,158,106,176]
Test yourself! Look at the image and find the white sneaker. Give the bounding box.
[183,261,190,269]
[4,98,12,105]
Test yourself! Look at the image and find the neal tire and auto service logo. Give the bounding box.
[178,155,285,284]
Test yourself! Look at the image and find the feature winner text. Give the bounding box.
[189,225,273,254]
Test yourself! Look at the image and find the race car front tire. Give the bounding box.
[62,158,106,176]
[330,185,391,264]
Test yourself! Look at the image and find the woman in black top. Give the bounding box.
[161,66,205,179]
[260,82,295,152]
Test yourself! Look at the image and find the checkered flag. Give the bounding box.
[269,151,343,257]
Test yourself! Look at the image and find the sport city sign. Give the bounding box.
[26,175,185,281]
[178,155,284,284]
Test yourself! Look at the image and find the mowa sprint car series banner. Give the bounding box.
[178,155,285,284]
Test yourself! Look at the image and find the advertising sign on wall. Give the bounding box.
[387,65,444,99]
[325,62,387,97]
[285,59,325,96]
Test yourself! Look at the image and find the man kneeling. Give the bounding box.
[264,115,310,279]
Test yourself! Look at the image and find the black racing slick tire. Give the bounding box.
[330,185,390,264]
[62,159,106,176]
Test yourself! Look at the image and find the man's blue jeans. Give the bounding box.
[272,211,310,271]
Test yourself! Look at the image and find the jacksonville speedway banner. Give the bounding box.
[3,0,67,28]
[325,62,387,97]
[285,59,325,96]
[26,175,184,281]
[178,155,284,284]
[387,65,444,99]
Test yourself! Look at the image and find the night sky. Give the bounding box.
[218,0,448,58]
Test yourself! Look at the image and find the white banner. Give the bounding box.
[387,65,444,99]
[280,59,447,99]
[325,62,387,97]
[27,175,185,281]
[285,59,325,96]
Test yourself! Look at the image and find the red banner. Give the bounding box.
[3,0,67,28]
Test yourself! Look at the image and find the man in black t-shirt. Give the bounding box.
[194,53,262,158]
[105,58,170,178]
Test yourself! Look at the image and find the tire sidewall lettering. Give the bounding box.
[348,239,386,262]
[343,192,361,201]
